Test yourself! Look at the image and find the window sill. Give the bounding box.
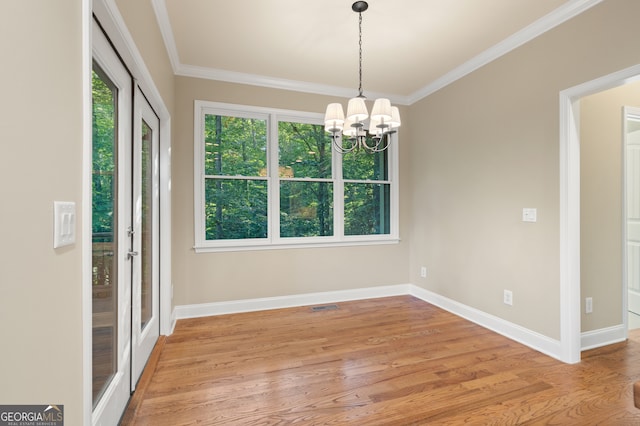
[193,237,401,253]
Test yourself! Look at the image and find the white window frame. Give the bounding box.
[194,100,399,252]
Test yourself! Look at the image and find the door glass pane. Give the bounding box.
[140,120,153,330]
[92,64,118,406]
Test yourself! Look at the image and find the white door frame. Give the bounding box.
[559,64,640,364]
[623,107,640,327]
[84,0,173,424]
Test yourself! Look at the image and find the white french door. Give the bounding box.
[92,18,161,425]
[131,87,160,387]
[92,18,133,426]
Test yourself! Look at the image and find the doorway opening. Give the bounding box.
[560,64,640,363]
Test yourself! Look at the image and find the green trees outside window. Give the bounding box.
[278,121,333,238]
[204,115,268,240]
[92,68,116,241]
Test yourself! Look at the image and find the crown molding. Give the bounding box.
[407,0,604,104]
[151,0,180,72]
[176,63,411,105]
[152,0,602,106]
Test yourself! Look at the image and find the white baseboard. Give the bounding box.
[580,324,626,351]
[409,285,564,361]
[172,283,569,362]
[174,284,412,320]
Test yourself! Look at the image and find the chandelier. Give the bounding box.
[324,1,401,154]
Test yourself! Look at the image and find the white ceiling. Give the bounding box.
[153,0,601,104]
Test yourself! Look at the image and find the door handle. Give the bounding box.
[127,250,139,260]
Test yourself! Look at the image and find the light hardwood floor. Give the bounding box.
[122,296,640,425]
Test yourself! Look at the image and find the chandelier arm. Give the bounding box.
[370,133,392,152]
[374,138,390,152]
[361,135,379,151]
[332,135,358,154]
[361,132,391,153]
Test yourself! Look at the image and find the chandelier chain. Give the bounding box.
[358,11,363,97]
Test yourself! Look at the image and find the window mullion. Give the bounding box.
[390,132,400,238]
[269,114,280,243]
[333,136,345,240]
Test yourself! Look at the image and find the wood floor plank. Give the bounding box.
[124,296,640,425]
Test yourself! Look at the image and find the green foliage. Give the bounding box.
[278,122,333,237]
[204,115,267,176]
[278,122,331,179]
[342,146,388,181]
[344,183,390,235]
[280,181,333,238]
[203,114,391,241]
[92,69,116,240]
[205,179,268,240]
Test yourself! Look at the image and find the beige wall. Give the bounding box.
[580,81,640,331]
[115,0,175,112]
[172,77,411,306]
[408,0,640,340]
[0,1,85,424]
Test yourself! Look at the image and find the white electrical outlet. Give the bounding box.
[503,290,513,306]
[585,297,593,314]
[420,266,427,278]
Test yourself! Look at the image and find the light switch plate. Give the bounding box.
[54,201,76,248]
[522,208,537,222]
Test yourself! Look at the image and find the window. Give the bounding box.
[194,101,399,252]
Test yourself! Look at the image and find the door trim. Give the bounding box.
[559,64,640,364]
[623,106,640,330]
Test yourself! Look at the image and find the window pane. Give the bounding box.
[280,181,333,237]
[205,178,268,240]
[91,66,118,407]
[140,119,153,330]
[344,183,390,235]
[278,122,331,179]
[342,145,388,181]
[204,115,267,177]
